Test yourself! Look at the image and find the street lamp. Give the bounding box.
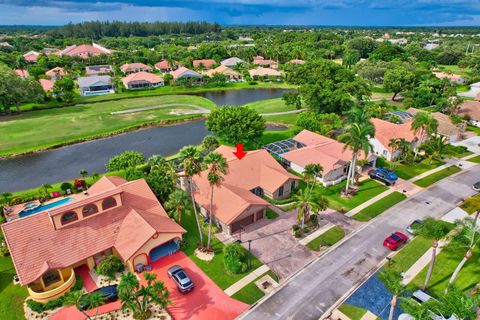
[247,240,252,270]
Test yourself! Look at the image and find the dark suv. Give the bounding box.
[79,285,118,310]
[167,265,194,293]
[369,167,398,186]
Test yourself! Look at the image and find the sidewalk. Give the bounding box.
[345,189,395,217]
[224,265,270,296]
[408,153,477,183]
[299,222,334,246]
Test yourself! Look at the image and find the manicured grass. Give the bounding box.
[263,113,299,125]
[246,98,296,114]
[181,207,263,290]
[467,155,480,163]
[231,270,279,304]
[259,127,296,146]
[467,125,480,136]
[414,166,462,187]
[0,256,28,320]
[443,144,473,158]
[314,179,389,212]
[383,236,432,274]
[306,226,345,251]
[352,192,407,222]
[460,193,480,214]
[0,95,216,156]
[437,65,472,78]
[408,239,480,296]
[266,208,279,219]
[383,159,444,180]
[338,304,368,320]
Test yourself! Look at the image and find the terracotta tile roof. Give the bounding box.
[61,43,111,57]
[205,65,240,77]
[2,177,185,285]
[370,118,417,151]
[23,51,39,62]
[221,57,244,67]
[170,67,202,79]
[15,69,29,78]
[122,72,163,85]
[39,79,55,92]
[458,100,480,121]
[45,67,66,78]
[120,63,152,73]
[253,56,276,66]
[287,59,305,64]
[154,60,180,70]
[248,68,281,77]
[433,72,464,81]
[407,108,461,138]
[192,147,299,225]
[192,59,216,69]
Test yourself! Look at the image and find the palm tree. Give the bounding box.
[63,290,106,320]
[429,285,479,320]
[303,163,323,192]
[204,152,229,249]
[416,217,451,291]
[446,211,480,291]
[40,183,52,195]
[421,136,447,165]
[91,172,100,182]
[411,112,439,159]
[378,270,405,320]
[178,146,205,247]
[165,190,189,226]
[79,169,88,178]
[292,189,328,229]
[1,192,12,206]
[341,122,374,195]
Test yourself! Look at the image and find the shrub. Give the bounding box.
[293,229,303,238]
[96,255,125,280]
[309,214,318,226]
[27,295,65,313]
[248,81,258,85]
[44,296,64,310]
[106,150,145,172]
[201,220,219,234]
[223,243,248,274]
[60,182,73,193]
[27,300,45,313]
[292,224,300,231]
[0,245,9,257]
[72,275,83,291]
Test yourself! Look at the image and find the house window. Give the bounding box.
[278,186,284,197]
[42,270,61,287]
[102,197,117,210]
[383,150,388,156]
[82,203,98,217]
[61,211,78,225]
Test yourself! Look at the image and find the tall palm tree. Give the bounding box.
[303,163,323,193]
[416,217,451,291]
[421,136,447,165]
[165,190,189,226]
[428,285,479,320]
[378,270,405,320]
[292,189,328,229]
[446,211,480,291]
[341,122,374,195]
[178,146,205,247]
[411,112,438,159]
[204,152,229,249]
[40,183,52,195]
[79,169,88,178]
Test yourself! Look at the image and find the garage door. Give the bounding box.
[149,241,179,263]
[231,214,255,233]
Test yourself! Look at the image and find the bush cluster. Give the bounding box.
[96,255,125,280]
[223,243,248,274]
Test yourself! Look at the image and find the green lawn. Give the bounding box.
[260,127,296,146]
[245,98,296,114]
[443,144,473,158]
[306,226,345,251]
[382,159,444,180]
[352,192,407,222]
[437,65,473,78]
[338,304,368,320]
[0,95,216,156]
[314,179,389,212]
[414,166,462,188]
[266,208,279,219]
[181,207,263,290]
[263,113,299,125]
[467,155,480,163]
[383,236,433,274]
[460,193,480,214]
[408,239,480,296]
[231,270,279,304]
[467,125,480,136]
[0,256,28,320]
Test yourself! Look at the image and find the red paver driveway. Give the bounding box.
[144,251,248,320]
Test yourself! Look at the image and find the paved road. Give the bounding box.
[240,166,480,320]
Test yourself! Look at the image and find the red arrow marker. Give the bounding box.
[233,143,247,160]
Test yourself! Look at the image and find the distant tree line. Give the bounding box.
[47,21,222,39]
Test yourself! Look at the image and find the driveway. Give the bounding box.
[231,207,325,280]
[146,252,248,320]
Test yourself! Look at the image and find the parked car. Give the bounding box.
[407,219,423,235]
[368,167,398,186]
[383,232,408,250]
[167,265,194,293]
[79,285,118,310]
[473,181,480,191]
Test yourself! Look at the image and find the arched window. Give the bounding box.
[82,203,98,217]
[102,197,117,210]
[61,211,78,225]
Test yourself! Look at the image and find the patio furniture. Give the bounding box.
[135,263,144,273]
[144,265,152,272]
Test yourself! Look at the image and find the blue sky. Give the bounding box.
[1,0,480,26]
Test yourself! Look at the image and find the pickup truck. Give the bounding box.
[368,167,398,186]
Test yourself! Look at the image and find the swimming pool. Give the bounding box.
[19,197,73,218]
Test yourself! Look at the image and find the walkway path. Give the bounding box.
[345,189,395,217]
[224,265,271,296]
[298,223,334,246]
[409,153,478,183]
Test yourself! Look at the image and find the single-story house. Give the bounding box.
[122,72,164,90]
[170,67,203,80]
[287,59,305,65]
[15,69,29,78]
[424,43,439,50]
[189,146,300,235]
[60,43,111,58]
[433,72,466,85]
[39,79,55,93]
[369,118,419,161]
[192,59,216,69]
[77,75,114,96]
[248,67,281,79]
[407,108,465,142]
[269,130,376,186]
[0,41,13,49]
[205,65,243,81]
[86,65,113,76]
[1,176,185,303]
[23,51,39,63]
[154,60,181,73]
[221,57,245,68]
[253,56,278,69]
[458,100,480,127]
[46,67,66,80]
[120,63,152,75]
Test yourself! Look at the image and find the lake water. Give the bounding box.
[0,88,288,193]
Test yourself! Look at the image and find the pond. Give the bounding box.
[0,88,290,193]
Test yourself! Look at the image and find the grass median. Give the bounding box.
[306,226,345,251]
[352,191,406,222]
[414,166,461,188]
[231,270,279,304]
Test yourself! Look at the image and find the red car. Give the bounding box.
[383,232,408,250]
